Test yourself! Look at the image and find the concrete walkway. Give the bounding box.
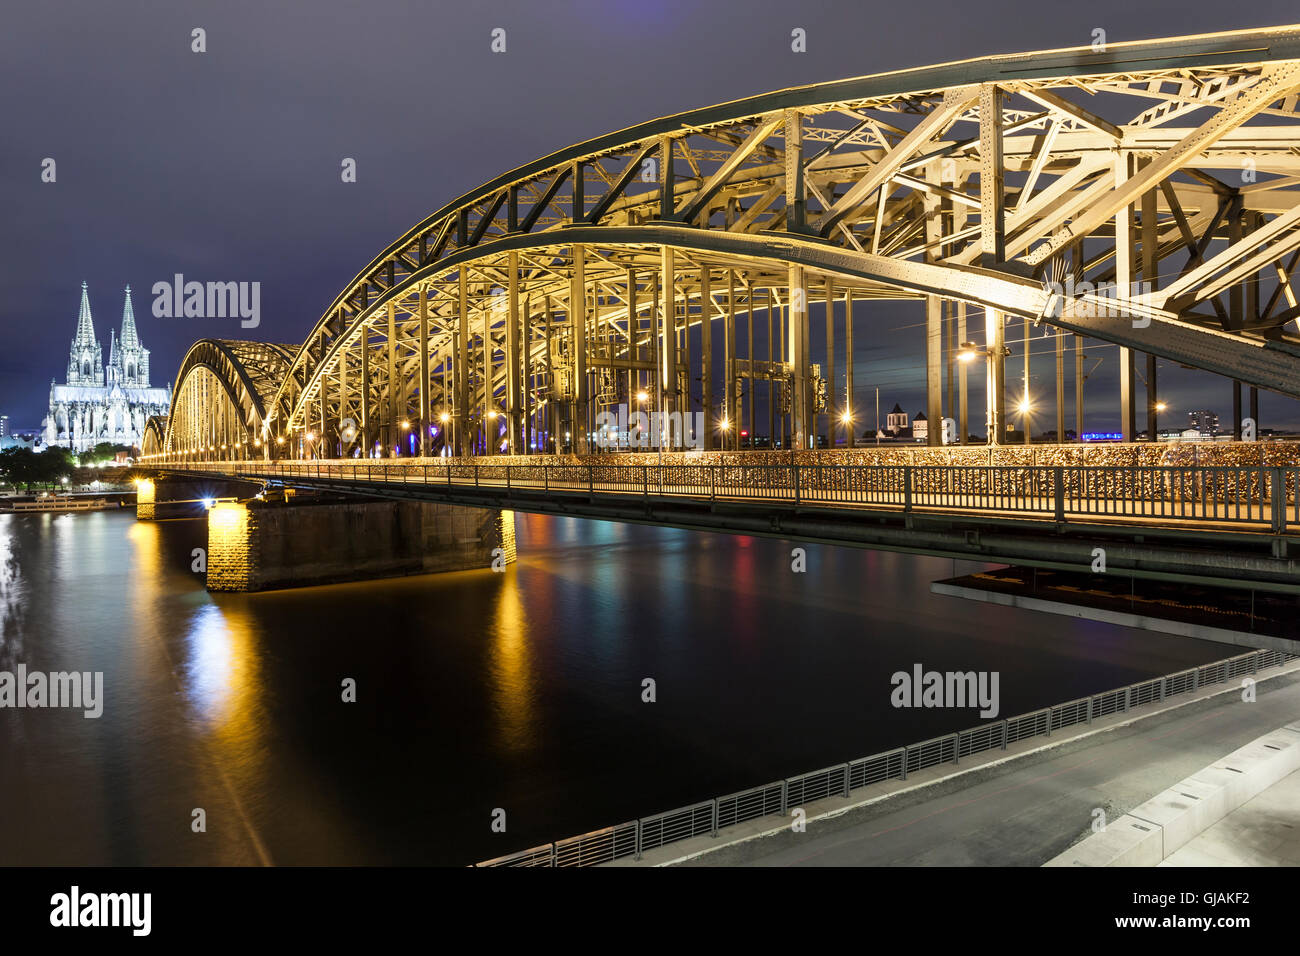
[661,665,1300,867]
[1160,768,1300,867]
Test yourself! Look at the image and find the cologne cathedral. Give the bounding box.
[45,282,171,452]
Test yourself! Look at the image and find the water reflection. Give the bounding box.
[489,573,536,752]
[2,508,1239,865]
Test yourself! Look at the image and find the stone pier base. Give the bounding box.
[205,498,515,592]
[134,475,260,520]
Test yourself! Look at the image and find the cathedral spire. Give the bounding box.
[119,284,140,350]
[74,280,96,347]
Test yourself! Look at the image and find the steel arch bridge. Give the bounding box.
[150,25,1300,463]
[144,340,297,457]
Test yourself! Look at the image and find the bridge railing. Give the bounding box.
[472,647,1297,867]
[186,459,1300,530]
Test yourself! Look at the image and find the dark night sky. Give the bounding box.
[3,0,1299,433]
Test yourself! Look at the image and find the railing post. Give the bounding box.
[1271,468,1285,533]
[710,464,716,500]
[1053,465,1065,522]
[904,466,913,513]
[506,464,511,491]
[793,462,800,505]
[1000,719,1008,749]
[588,465,594,496]
[711,799,719,837]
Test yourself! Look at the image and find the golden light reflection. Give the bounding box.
[489,572,536,752]
[126,513,270,847]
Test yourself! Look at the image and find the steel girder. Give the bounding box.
[230,25,1300,446]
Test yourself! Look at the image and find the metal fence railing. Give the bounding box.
[473,647,1298,867]
[156,459,1300,531]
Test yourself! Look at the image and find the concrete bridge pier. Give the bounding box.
[204,498,516,592]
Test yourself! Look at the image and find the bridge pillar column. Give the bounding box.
[957,301,968,445]
[506,251,522,454]
[360,334,371,457]
[570,244,589,454]
[787,264,810,449]
[419,283,430,457]
[985,309,1005,445]
[845,290,855,448]
[456,271,469,456]
[700,267,713,450]
[1115,151,1137,442]
[660,247,677,443]
[922,161,944,447]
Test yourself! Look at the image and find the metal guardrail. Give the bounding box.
[159,459,1300,530]
[473,647,1298,867]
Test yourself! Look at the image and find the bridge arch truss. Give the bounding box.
[151,26,1300,460]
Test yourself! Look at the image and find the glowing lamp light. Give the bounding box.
[439,412,450,423]
[719,419,730,430]
[636,390,649,403]
[401,420,410,429]
[487,411,498,420]
[1155,401,1168,413]
[957,341,980,363]
[840,411,853,425]
[1017,399,1032,415]
[201,497,215,509]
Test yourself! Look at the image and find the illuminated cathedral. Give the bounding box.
[44,282,171,452]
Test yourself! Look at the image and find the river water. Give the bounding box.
[0,508,1233,865]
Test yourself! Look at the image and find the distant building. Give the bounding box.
[1188,409,1218,437]
[44,282,171,452]
[885,403,909,434]
[873,404,927,441]
[0,414,7,438]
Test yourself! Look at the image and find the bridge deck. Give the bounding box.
[149,458,1300,591]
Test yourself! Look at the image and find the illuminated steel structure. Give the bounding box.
[147,26,1300,462]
